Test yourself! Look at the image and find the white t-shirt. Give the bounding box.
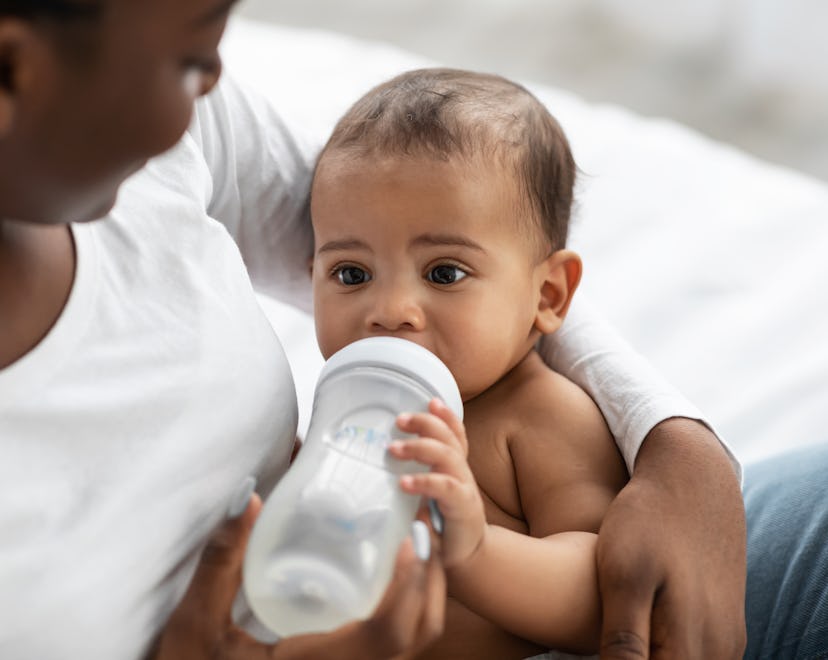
[0,75,309,659]
[0,73,732,659]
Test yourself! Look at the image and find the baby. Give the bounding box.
[309,68,628,658]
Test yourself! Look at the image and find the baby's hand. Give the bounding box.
[388,398,486,569]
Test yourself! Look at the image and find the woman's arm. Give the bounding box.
[536,296,740,476]
[596,418,746,659]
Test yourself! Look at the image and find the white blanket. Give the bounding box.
[221,17,828,466]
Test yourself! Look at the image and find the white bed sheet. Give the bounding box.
[220,17,828,466]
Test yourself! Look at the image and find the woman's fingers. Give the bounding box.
[413,522,448,649]
[221,523,446,660]
[152,492,263,659]
[364,522,446,657]
[154,493,448,660]
[193,493,262,627]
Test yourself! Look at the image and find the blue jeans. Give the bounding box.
[744,443,828,659]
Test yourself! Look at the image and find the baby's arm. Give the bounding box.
[449,528,601,653]
[456,375,623,653]
[389,389,623,654]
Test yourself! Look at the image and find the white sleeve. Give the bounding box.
[536,296,741,479]
[187,73,319,313]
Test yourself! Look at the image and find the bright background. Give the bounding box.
[239,0,828,183]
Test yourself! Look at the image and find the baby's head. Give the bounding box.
[317,68,575,256]
[310,68,581,401]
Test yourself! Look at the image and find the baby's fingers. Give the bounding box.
[400,473,483,545]
[428,398,468,453]
[399,472,467,507]
[388,437,472,481]
[396,399,468,456]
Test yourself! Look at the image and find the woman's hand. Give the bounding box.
[151,494,446,660]
[389,398,487,569]
[596,418,747,659]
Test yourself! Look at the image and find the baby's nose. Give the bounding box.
[366,286,425,332]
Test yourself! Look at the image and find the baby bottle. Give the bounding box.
[243,336,463,637]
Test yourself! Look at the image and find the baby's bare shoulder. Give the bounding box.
[476,351,628,535]
[483,351,604,439]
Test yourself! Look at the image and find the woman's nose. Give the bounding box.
[198,59,223,97]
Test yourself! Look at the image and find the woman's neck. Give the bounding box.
[0,220,75,368]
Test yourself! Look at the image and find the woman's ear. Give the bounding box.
[0,21,24,136]
[0,19,50,137]
[533,249,582,335]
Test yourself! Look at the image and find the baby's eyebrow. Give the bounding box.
[411,233,486,251]
[316,238,370,253]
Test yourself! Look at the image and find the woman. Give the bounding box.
[0,1,751,658]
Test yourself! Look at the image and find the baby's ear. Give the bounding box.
[533,249,582,335]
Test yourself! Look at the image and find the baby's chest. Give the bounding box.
[465,422,529,533]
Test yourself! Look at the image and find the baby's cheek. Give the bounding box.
[450,337,516,401]
[316,310,365,361]
[447,358,487,402]
[313,312,339,360]
[315,332,341,362]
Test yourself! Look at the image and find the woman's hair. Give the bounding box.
[1,0,103,64]
[0,0,101,19]
[321,68,577,251]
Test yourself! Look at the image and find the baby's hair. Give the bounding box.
[321,67,576,251]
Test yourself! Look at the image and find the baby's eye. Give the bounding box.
[336,266,372,286]
[426,264,467,285]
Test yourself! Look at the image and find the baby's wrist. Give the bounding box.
[446,523,489,576]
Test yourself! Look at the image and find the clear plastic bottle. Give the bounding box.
[243,336,463,637]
